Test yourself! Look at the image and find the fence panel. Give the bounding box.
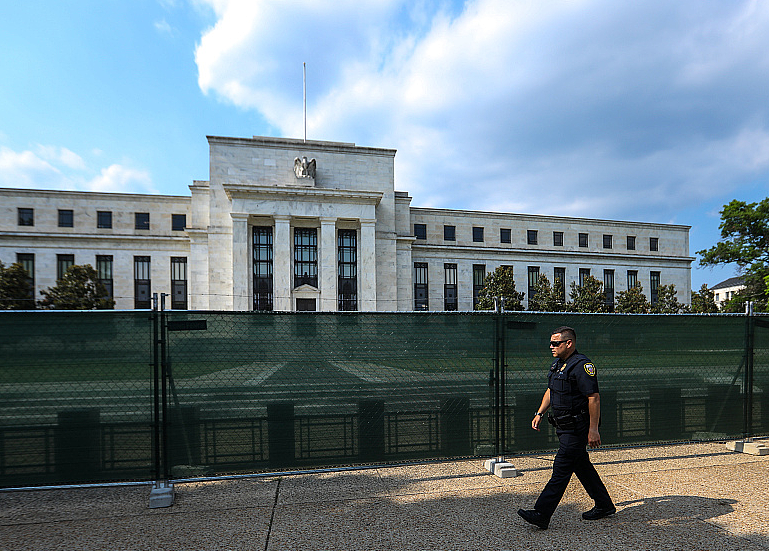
[502,313,749,452]
[161,311,495,477]
[0,311,152,487]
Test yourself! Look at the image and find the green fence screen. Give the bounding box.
[1,310,767,488]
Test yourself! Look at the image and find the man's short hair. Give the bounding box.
[552,326,576,342]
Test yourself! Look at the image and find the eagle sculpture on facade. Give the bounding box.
[294,156,316,179]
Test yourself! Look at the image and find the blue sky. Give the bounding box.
[3,0,769,291]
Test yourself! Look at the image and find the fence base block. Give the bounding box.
[484,457,521,478]
[726,440,769,456]
[149,481,175,508]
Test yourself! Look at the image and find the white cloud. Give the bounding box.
[194,0,769,222]
[0,144,156,194]
[154,19,176,37]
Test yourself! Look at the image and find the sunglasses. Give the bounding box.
[549,340,569,347]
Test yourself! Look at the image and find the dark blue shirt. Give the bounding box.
[547,350,599,414]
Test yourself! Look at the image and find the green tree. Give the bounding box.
[567,275,606,313]
[690,283,718,313]
[650,283,686,314]
[0,261,35,310]
[528,274,566,312]
[475,266,525,311]
[697,198,769,311]
[615,283,650,313]
[38,264,115,310]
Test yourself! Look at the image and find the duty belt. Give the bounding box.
[547,409,588,430]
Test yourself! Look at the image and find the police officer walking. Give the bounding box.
[517,326,615,529]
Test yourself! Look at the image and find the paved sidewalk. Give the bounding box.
[1,441,768,550]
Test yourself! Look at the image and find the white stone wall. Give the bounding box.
[0,189,190,309]
[408,208,693,310]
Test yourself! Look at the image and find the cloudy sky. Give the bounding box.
[3,0,769,290]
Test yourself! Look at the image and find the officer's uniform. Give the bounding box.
[534,350,613,519]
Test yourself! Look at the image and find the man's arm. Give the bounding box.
[531,388,551,431]
[587,393,601,448]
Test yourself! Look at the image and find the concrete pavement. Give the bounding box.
[1,440,767,550]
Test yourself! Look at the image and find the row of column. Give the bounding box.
[231,214,377,311]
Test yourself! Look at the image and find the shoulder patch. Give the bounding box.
[584,363,596,376]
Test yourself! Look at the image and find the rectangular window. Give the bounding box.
[603,234,612,249]
[579,233,588,247]
[528,266,540,305]
[338,229,358,311]
[604,269,615,311]
[472,227,484,242]
[527,230,538,245]
[553,231,564,246]
[627,236,636,250]
[579,268,590,286]
[650,271,660,305]
[627,270,638,289]
[171,257,188,309]
[96,255,113,302]
[18,208,34,226]
[414,223,427,240]
[16,253,35,307]
[58,209,73,228]
[554,267,566,304]
[294,227,318,288]
[97,211,112,229]
[135,212,150,230]
[444,225,456,241]
[500,228,511,243]
[414,262,429,311]
[172,214,186,231]
[134,256,151,309]
[444,263,457,311]
[56,254,74,281]
[253,226,273,311]
[472,264,485,309]
[650,237,659,252]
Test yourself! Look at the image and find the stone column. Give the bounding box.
[319,217,337,311]
[231,213,249,311]
[273,215,292,311]
[360,219,377,311]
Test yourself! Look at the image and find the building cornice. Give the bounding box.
[410,207,691,230]
[208,135,397,158]
[0,188,189,202]
[223,184,383,206]
[0,231,190,244]
[411,243,694,264]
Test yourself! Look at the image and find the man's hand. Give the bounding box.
[588,428,601,448]
[531,414,543,431]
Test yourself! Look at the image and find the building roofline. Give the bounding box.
[0,187,189,201]
[207,135,397,157]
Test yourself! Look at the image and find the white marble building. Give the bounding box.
[0,135,693,311]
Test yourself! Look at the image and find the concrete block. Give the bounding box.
[727,440,769,456]
[149,482,175,508]
[494,462,521,478]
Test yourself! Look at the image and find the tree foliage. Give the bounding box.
[697,198,769,310]
[475,266,525,311]
[690,283,718,313]
[528,274,566,312]
[615,283,650,313]
[567,275,606,313]
[650,283,686,314]
[0,261,35,310]
[38,264,115,310]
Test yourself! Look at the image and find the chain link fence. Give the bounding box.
[1,309,767,488]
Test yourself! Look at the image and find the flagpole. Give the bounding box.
[303,62,307,142]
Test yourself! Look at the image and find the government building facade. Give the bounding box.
[0,135,693,311]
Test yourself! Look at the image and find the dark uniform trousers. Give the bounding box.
[534,421,613,518]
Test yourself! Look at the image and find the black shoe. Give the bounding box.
[581,505,616,520]
[517,509,549,529]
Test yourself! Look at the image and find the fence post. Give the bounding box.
[268,402,296,467]
[440,397,471,456]
[744,301,754,440]
[358,399,385,461]
[149,293,174,508]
